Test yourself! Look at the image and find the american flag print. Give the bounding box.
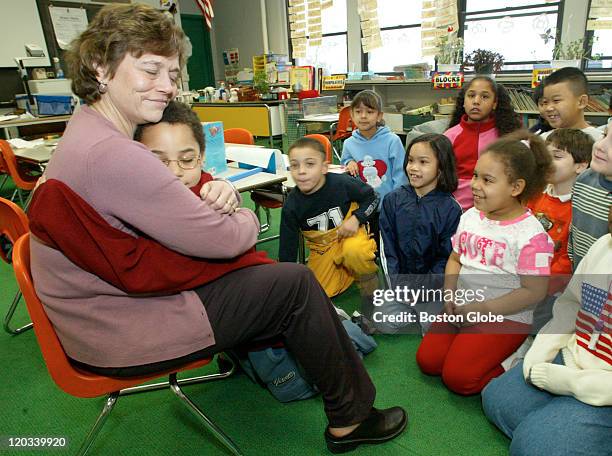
[195,0,214,29]
[575,282,612,365]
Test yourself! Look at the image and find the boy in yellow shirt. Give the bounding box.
[279,137,378,297]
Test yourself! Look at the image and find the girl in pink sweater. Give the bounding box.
[444,76,522,210]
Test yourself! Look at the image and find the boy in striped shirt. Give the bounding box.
[568,123,612,269]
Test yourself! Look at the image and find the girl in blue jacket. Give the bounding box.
[377,134,462,333]
[380,133,461,277]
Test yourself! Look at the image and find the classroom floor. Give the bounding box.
[0,179,510,455]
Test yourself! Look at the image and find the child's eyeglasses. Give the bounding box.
[159,157,200,170]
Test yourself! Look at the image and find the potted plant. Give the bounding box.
[253,70,270,99]
[463,49,504,75]
[552,37,597,69]
[436,27,464,72]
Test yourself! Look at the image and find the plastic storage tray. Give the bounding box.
[35,95,73,116]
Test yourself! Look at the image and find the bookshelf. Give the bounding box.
[337,73,612,127]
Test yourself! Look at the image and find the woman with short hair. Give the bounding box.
[28,4,406,452]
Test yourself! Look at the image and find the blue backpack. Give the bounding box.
[234,319,377,403]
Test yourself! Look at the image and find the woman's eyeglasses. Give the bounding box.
[158,156,200,170]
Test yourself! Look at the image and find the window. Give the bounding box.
[367,1,434,73]
[294,0,348,74]
[589,29,612,69]
[463,1,561,71]
[587,0,612,71]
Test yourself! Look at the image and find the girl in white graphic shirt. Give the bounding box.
[416,131,555,395]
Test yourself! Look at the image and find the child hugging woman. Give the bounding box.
[445,76,522,211]
[416,131,555,395]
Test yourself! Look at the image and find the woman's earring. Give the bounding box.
[98,82,108,94]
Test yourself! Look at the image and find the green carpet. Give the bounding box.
[0,180,510,455]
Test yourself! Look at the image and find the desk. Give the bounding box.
[297,113,339,124]
[14,145,286,193]
[12,141,263,165]
[221,166,286,192]
[1,115,71,139]
[14,145,54,165]
[296,113,340,137]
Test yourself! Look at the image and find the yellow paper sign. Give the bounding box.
[322,74,346,90]
[531,68,553,88]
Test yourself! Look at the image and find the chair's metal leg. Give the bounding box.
[76,392,119,456]
[255,234,279,244]
[119,354,237,396]
[23,191,34,212]
[10,188,18,202]
[16,189,25,207]
[3,290,33,335]
[332,145,342,163]
[253,202,270,233]
[256,206,281,243]
[169,373,243,456]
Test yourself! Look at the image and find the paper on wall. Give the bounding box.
[49,6,88,50]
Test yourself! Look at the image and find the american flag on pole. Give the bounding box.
[575,282,612,365]
[195,0,214,30]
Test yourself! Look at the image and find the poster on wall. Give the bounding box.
[421,0,459,57]
[49,6,89,50]
[358,0,382,52]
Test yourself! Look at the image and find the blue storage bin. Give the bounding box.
[35,95,73,116]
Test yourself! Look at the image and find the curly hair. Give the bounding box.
[482,130,553,203]
[448,76,522,136]
[66,4,186,104]
[134,101,205,155]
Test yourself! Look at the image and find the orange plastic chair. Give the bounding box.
[330,106,354,142]
[0,140,39,208]
[329,106,354,160]
[0,197,31,335]
[12,233,242,456]
[304,133,332,163]
[224,128,255,145]
[0,154,9,193]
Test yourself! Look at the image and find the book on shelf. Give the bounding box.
[290,66,314,90]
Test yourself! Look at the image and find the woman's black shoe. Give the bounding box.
[324,406,407,453]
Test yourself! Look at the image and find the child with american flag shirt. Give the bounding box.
[482,205,612,456]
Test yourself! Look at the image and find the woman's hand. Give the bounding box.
[200,180,239,214]
[345,160,359,177]
[337,215,359,239]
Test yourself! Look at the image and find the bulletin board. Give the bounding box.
[0,0,50,68]
[37,0,105,65]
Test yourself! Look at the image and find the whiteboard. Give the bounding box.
[0,0,50,68]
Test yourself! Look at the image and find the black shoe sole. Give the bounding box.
[325,415,408,454]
